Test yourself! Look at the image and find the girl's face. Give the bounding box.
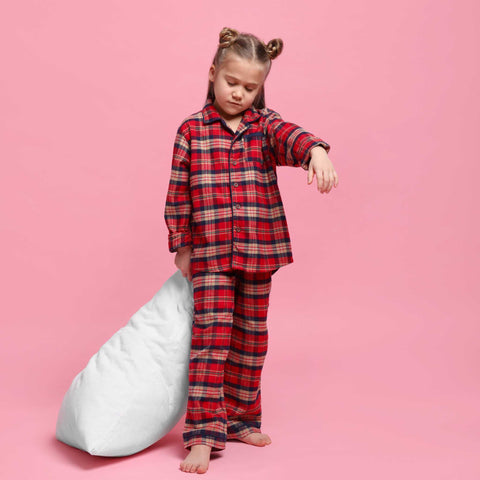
[208,54,269,120]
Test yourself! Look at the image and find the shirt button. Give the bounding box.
[234,244,239,251]
[235,204,241,209]
[232,161,237,166]
[235,226,241,232]
[233,182,239,187]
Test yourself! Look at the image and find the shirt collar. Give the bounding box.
[202,98,261,125]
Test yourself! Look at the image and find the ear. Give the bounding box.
[208,64,216,82]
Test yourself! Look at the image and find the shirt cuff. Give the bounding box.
[301,141,331,171]
[168,231,192,253]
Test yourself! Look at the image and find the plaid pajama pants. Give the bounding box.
[183,268,274,451]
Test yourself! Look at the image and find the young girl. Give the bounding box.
[164,27,338,474]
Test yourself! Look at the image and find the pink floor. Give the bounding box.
[2,286,479,480]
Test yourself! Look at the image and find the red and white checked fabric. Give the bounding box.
[183,269,273,451]
[164,98,331,275]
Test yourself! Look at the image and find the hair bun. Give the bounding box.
[265,38,284,60]
[219,27,239,48]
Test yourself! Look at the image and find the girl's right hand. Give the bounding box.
[175,246,193,281]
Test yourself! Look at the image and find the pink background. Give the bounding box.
[1,0,479,478]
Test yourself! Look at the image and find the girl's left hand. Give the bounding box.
[307,146,338,193]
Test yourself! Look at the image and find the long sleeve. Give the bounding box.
[164,123,192,253]
[263,109,331,171]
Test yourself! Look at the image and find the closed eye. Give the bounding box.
[227,81,255,92]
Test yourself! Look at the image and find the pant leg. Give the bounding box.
[224,270,273,440]
[183,270,235,451]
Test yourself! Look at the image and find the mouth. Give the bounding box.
[229,101,242,107]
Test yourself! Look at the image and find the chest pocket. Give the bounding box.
[244,130,278,177]
[243,131,268,168]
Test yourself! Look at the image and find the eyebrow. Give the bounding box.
[225,74,259,87]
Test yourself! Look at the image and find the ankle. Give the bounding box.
[189,444,212,452]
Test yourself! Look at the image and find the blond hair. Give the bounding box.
[207,27,284,109]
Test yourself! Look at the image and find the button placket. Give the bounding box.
[231,136,243,253]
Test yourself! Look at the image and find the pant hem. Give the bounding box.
[227,426,261,441]
[183,437,226,452]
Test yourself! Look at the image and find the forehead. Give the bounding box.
[218,54,268,84]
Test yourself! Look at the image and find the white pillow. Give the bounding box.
[55,270,194,456]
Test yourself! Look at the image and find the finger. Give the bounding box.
[317,170,324,192]
[326,172,334,192]
[307,165,313,184]
[323,177,329,193]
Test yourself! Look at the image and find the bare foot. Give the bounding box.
[239,432,272,447]
[179,444,211,474]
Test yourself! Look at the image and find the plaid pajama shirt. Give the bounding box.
[164,97,331,275]
[164,98,331,450]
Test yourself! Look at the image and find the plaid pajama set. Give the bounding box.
[164,98,330,451]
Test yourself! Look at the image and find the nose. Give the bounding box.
[232,89,242,101]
